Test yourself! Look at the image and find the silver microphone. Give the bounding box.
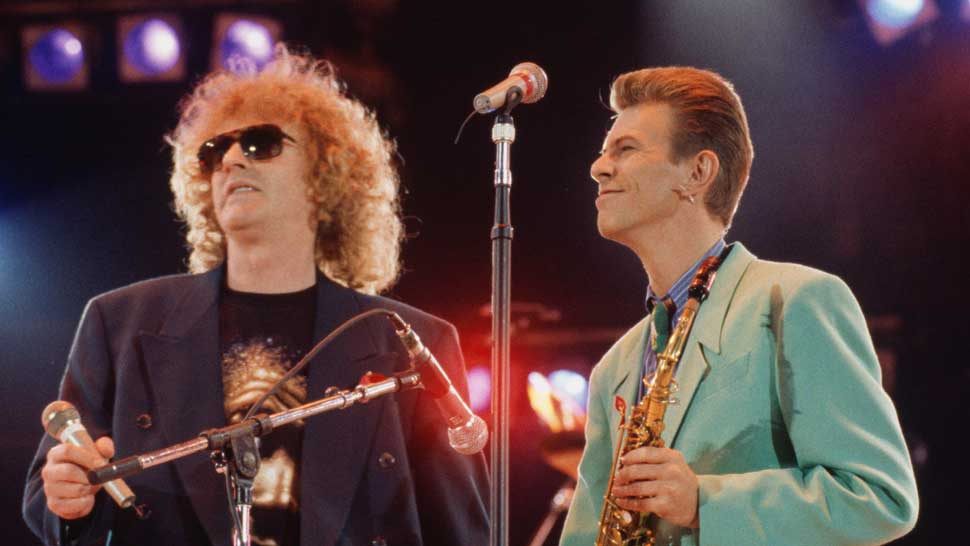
[388,314,489,455]
[473,62,549,114]
[42,401,137,509]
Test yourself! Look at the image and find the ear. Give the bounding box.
[686,150,720,194]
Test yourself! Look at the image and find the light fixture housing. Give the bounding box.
[117,14,186,83]
[211,13,282,73]
[22,23,89,91]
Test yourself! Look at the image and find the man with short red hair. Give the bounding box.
[560,66,918,546]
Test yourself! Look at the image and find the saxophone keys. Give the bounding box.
[669,379,679,393]
[616,509,634,527]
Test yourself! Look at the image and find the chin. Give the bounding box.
[218,213,260,235]
[596,221,624,243]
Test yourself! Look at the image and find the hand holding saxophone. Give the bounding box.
[611,446,700,529]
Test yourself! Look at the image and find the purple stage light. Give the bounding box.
[867,0,924,29]
[221,19,274,70]
[467,366,491,412]
[28,29,84,84]
[123,18,180,76]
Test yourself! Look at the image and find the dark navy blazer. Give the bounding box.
[23,268,489,546]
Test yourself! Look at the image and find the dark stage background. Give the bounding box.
[1,1,967,544]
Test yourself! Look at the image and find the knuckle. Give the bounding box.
[46,444,66,461]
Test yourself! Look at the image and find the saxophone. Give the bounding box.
[594,254,725,546]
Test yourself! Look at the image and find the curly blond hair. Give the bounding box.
[168,45,402,294]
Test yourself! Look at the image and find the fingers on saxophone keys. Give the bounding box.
[620,446,673,466]
[614,462,664,485]
[614,495,660,514]
[612,479,662,499]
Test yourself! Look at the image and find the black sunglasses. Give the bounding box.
[197,124,296,176]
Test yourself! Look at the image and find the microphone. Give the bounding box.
[42,401,137,510]
[473,62,549,114]
[388,314,489,455]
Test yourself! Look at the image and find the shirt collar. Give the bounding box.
[645,238,726,314]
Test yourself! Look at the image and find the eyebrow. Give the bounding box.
[600,134,640,153]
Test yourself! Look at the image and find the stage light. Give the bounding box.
[22,24,89,90]
[528,370,589,432]
[467,365,491,413]
[548,370,588,413]
[118,14,185,82]
[212,14,282,72]
[859,0,939,45]
[868,0,924,28]
[527,372,562,432]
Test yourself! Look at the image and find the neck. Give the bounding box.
[629,215,725,297]
[225,233,317,294]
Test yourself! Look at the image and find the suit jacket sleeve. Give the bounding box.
[407,322,490,546]
[695,275,919,545]
[23,298,118,546]
[559,354,613,546]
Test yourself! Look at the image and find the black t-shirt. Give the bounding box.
[219,283,317,546]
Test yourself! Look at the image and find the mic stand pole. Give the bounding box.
[490,88,522,546]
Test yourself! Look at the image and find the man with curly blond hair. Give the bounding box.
[24,46,488,546]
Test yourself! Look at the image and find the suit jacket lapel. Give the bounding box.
[661,243,757,447]
[300,276,389,546]
[138,268,231,546]
[608,318,650,439]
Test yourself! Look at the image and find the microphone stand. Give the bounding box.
[88,371,423,546]
[490,87,522,546]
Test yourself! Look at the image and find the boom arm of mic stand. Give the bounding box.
[88,371,423,485]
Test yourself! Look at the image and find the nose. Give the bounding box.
[219,141,249,173]
[590,153,613,185]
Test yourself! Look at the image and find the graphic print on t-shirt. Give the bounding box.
[222,340,307,515]
[219,284,316,546]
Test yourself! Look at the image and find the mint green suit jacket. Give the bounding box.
[560,243,918,546]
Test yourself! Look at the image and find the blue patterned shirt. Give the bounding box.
[638,239,726,399]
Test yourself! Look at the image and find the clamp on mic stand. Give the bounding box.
[206,426,265,546]
[490,87,521,546]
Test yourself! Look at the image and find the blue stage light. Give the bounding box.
[548,370,589,413]
[867,0,924,29]
[220,19,275,70]
[123,18,180,76]
[858,0,939,46]
[29,29,84,84]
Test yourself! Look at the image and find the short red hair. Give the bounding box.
[611,67,754,227]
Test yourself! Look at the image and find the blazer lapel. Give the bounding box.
[661,243,757,447]
[138,268,231,546]
[608,318,650,439]
[300,277,390,546]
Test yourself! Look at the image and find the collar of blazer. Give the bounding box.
[608,242,757,446]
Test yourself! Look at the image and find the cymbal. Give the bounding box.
[539,430,585,481]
